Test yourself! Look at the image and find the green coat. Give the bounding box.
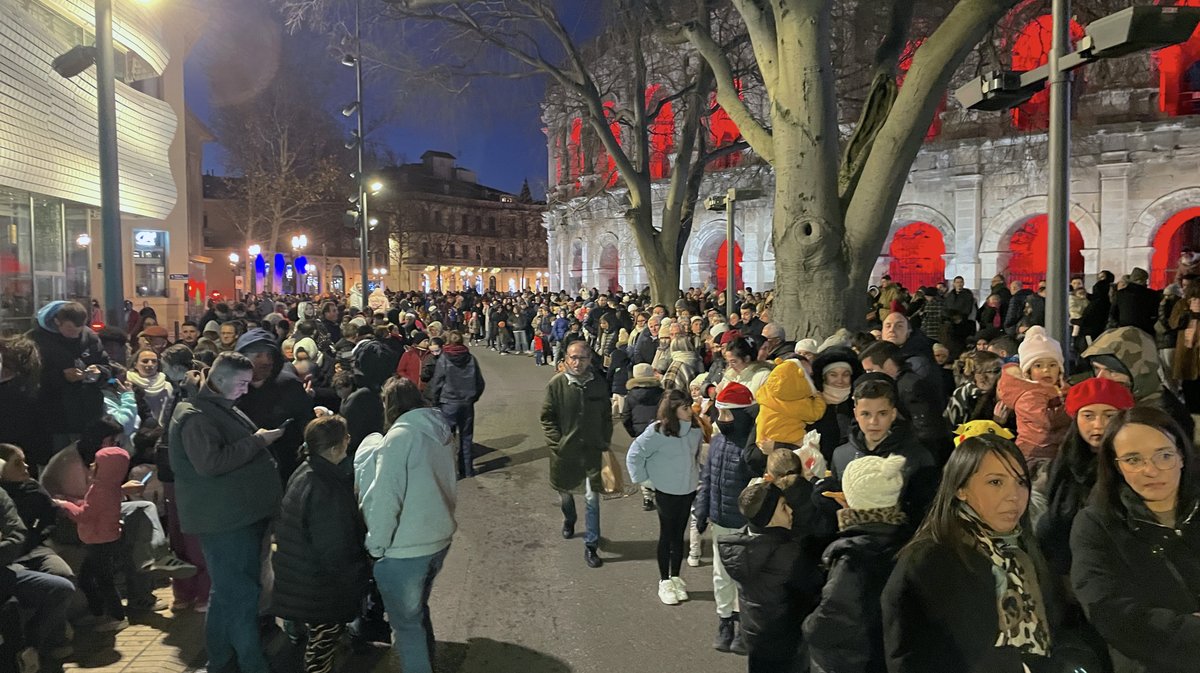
[540,371,613,492]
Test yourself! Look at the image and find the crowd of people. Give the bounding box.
[0,265,1194,673]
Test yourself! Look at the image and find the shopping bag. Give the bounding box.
[600,450,626,494]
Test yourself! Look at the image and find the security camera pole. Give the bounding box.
[1046,0,1071,354]
[705,188,762,314]
[353,0,369,310]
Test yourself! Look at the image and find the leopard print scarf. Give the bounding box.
[957,506,1051,656]
[836,504,907,531]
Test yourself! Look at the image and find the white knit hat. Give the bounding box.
[1017,325,1063,374]
[842,454,907,510]
[795,339,819,356]
[710,323,730,339]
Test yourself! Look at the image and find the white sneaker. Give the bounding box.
[670,576,689,602]
[657,580,680,605]
[687,554,701,567]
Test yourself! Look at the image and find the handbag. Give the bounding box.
[600,450,626,495]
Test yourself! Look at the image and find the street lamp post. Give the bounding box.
[1046,0,1072,354]
[94,0,123,329]
[705,188,763,313]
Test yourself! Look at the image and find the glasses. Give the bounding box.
[1115,450,1182,473]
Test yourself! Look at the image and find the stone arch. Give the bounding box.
[686,219,743,289]
[980,196,1100,252]
[1132,187,1200,247]
[885,204,955,251]
[595,231,621,293]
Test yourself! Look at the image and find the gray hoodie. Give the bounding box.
[355,407,456,559]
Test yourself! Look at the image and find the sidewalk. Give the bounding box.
[64,587,206,673]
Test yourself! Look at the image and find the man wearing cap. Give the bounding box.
[1109,267,1160,336]
[234,328,315,483]
[540,340,612,568]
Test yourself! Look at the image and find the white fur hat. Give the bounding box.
[795,339,819,355]
[1017,325,1063,374]
[842,454,907,511]
[710,323,730,339]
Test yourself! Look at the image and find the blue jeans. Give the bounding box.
[199,520,270,673]
[12,568,73,655]
[514,329,529,353]
[440,402,476,477]
[374,546,451,673]
[559,477,601,547]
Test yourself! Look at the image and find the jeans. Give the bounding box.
[199,520,271,673]
[654,491,696,580]
[121,499,168,604]
[12,568,74,654]
[374,546,451,673]
[559,477,601,547]
[514,330,530,353]
[710,524,740,618]
[440,402,476,477]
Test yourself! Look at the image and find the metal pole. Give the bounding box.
[1046,0,1072,350]
[355,0,369,311]
[725,190,736,314]
[95,0,124,329]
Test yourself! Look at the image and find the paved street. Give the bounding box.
[65,347,742,673]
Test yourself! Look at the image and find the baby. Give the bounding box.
[996,326,1071,464]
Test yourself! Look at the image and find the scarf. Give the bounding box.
[836,504,906,531]
[822,384,851,405]
[957,506,1051,656]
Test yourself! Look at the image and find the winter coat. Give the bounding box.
[397,346,432,389]
[812,400,854,465]
[830,423,938,525]
[1078,280,1113,340]
[0,490,27,599]
[27,301,111,436]
[551,317,569,342]
[428,345,485,405]
[621,378,663,437]
[630,328,657,365]
[1109,283,1161,336]
[356,407,457,559]
[662,350,702,393]
[271,454,370,624]
[1169,301,1200,382]
[723,360,773,397]
[343,340,400,455]
[1035,433,1097,578]
[1083,328,1194,437]
[169,379,283,536]
[996,365,1070,462]
[540,371,613,493]
[0,480,59,558]
[754,359,826,446]
[945,381,998,428]
[0,378,47,467]
[883,538,1054,673]
[694,431,754,530]
[607,347,632,396]
[57,447,128,544]
[1005,289,1035,331]
[153,370,201,483]
[235,329,315,483]
[1070,491,1200,673]
[945,288,977,321]
[893,364,952,462]
[626,421,702,496]
[803,517,909,673]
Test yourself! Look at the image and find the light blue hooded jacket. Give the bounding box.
[354,407,457,559]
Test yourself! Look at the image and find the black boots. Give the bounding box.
[562,520,575,539]
[713,616,736,652]
[584,545,603,568]
[730,612,747,655]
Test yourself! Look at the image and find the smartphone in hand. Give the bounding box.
[278,418,294,432]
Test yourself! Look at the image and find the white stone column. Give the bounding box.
[1125,246,1154,275]
[1081,249,1099,280]
[1097,157,1132,275]
[978,252,1009,286]
[952,175,984,291]
[871,256,891,287]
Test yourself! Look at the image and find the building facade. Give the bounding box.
[544,4,1200,296]
[374,151,547,294]
[0,0,204,333]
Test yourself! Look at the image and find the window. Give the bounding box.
[461,245,469,258]
[133,229,168,297]
[488,216,496,232]
[0,188,33,332]
[433,212,442,230]
[331,265,345,292]
[475,216,482,233]
[64,206,95,302]
[421,242,430,258]
[461,214,469,233]
[488,246,496,261]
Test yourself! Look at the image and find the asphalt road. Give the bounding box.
[343,346,745,673]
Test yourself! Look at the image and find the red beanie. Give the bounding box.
[1065,377,1135,417]
[719,329,743,346]
[716,382,754,409]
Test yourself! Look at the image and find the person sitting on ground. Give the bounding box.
[997,326,1071,466]
[0,445,74,584]
[804,454,910,673]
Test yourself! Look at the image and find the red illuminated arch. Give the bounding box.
[1150,207,1200,287]
[1006,215,1084,286]
[886,223,946,290]
[1010,15,1086,130]
[715,240,743,292]
[708,80,744,170]
[647,85,675,180]
[1154,0,1200,117]
[898,41,945,140]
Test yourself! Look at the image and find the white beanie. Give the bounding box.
[710,323,730,339]
[1017,326,1063,374]
[842,454,907,510]
[819,333,850,353]
[795,339,819,355]
[659,318,674,332]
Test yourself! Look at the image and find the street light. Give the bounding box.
[248,244,262,257]
[228,252,239,264]
[955,4,1200,350]
[291,234,308,251]
[76,233,92,248]
[51,0,126,328]
[705,188,763,312]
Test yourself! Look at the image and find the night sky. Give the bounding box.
[184,0,579,199]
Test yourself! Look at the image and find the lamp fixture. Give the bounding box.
[342,101,361,117]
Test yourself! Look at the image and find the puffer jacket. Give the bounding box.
[428,345,485,404]
[607,347,632,395]
[803,515,910,673]
[625,421,702,496]
[755,359,826,446]
[621,377,663,437]
[1070,490,1200,673]
[56,447,128,544]
[830,423,938,525]
[996,364,1070,462]
[271,453,370,624]
[1035,432,1097,577]
[694,430,754,530]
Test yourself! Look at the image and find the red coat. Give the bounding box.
[397,347,431,390]
[996,365,1070,462]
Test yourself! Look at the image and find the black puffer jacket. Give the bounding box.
[607,347,632,396]
[621,377,662,437]
[270,454,370,624]
[342,340,399,455]
[810,349,862,463]
[1070,491,1200,673]
[830,422,938,525]
[27,311,111,439]
[0,480,58,559]
[804,519,909,673]
[694,428,754,530]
